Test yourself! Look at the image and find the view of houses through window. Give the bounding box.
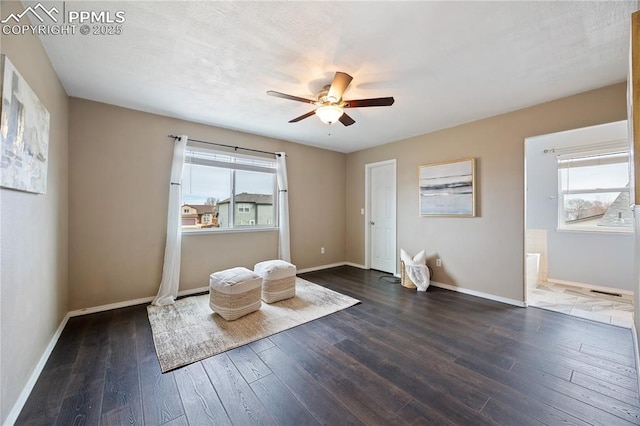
[557,145,632,232]
[181,148,276,230]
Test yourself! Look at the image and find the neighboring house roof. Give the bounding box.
[182,204,217,214]
[219,193,273,205]
[598,190,632,227]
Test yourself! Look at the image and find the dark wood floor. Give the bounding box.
[17,266,640,425]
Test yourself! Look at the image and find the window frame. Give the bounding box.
[556,141,632,234]
[181,145,278,234]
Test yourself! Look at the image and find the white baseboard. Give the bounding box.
[430,280,526,307]
[68,286,212,317]
[178,286,209,297]
[68,296,154,317]
[295,264,525,307]
[297,262,349,274]
[4,312,71,426]
[546,277,633,296]
[297,262,368,274]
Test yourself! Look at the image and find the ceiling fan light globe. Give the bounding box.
[316,105,343,124]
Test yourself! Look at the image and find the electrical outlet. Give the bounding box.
[436,258,442,267]
[321,247,325,254]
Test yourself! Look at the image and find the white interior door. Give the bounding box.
[368,161,396,273]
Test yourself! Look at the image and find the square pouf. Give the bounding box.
[209,267,262,321]
[254,260,297,303]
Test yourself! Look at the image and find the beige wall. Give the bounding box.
[346,83,627,302]
[68,99,345,310]
[0,1,70,422]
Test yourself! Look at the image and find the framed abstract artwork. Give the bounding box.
[0,54,50,194]
[419,157,476,217]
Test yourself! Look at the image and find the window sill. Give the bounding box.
[182,227,279,236]
[556,226,634,235]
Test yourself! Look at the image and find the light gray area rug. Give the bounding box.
[147,277,360,372]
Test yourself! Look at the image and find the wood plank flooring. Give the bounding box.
[16,266,640,425]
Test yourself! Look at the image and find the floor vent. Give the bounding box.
[590,289,622,297]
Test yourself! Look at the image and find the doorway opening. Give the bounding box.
[524,121,634,328]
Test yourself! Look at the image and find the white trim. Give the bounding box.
[364,159,397,274]
[68,286,213,317]
[524,136,530,306]
[296,262,367,274]
[297,262,350,274]
[182,227,278,236]
[69,296,154,317]
[364,166,371,269]
[430,281,526,307]
[345,262,367,270]
[546,277,633,296]
[4,312,71,426]
[178,286,209,297]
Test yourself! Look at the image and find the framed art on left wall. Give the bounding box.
[0,54,50,194]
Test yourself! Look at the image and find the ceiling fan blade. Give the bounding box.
[339,112,355,127]
[267,90,315,104]
[343,97,395,108]
[327,72,353,101]
[289,110,316,123]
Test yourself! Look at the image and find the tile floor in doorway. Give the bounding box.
[528,281,634,328]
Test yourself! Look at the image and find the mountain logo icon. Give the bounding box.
[1,3,59,24]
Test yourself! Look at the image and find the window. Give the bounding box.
[557,142,632,232]
[181,146,277,231]
[183,207,190,214]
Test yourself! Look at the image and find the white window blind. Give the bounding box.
[182,146,277,231]
[556,140,632,231]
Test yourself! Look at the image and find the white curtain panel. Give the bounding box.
[276,152,291,262]
[153,135,188,306]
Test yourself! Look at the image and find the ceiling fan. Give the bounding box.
[267,72,394,127]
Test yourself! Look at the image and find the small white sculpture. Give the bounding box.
[401,249,430,292]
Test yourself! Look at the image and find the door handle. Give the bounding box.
[370,221,375,225]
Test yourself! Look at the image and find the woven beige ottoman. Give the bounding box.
[254,260,296,303]
[209,267,262,321]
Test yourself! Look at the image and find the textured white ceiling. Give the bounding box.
[28,1,638,153]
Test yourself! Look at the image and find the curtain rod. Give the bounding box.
[168,135,282,157]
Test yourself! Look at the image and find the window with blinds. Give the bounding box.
[557,141,632,232]
[181,146,277,231]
